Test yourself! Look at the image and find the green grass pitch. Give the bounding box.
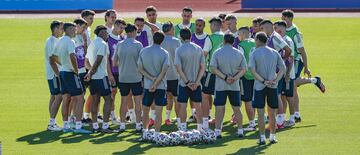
[0,17,359,154]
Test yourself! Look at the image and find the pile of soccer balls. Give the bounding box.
[142,129,217,146]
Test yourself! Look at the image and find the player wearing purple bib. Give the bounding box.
[134,17,160,48]
[107,19,127,125]
[224,15,240,48]
[46,20,64,131]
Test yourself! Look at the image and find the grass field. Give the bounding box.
[0,17,360,154]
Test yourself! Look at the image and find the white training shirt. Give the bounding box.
[270,31,289,52]
[84,27,92,46]
[283,35,296,79]
[86,37,109,79]
[53,35,76,72]
[45,35,60,79]
[194,33,212,52]
[144,21,163,46]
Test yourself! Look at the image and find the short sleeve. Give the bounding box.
[137,51,144,67]
[293,33,304,48]
[203,37,212,52]
[209,51,218,68]
[45,40,52,57]
[67,40,75,54]
[97,43,107,56]
[200,48,205,65]
[238,46,244,55]
[239,52,247,69]
[174,48,181,66]
[163,52,170,67]
[273,35,288,50]
[248,52,255,69]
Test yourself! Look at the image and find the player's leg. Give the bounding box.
[149,101,156,126]
[177,86,189,130]
[229,91,244,137]
[267,88,279,143]
[153,89,167,133]
[83,95,92,122]
[191,86,203,131]
[99,77,115,133]
[165,92,174,125]
[132,82,144,133]
[61,94,72,132]
[142,89,154,130]
[214,91,226,139]
[276,78,285,129]
[241,78,256,131]
[47,77,62,131]
[253,88,266,145]
[91,93,101,132]
[293,80,301,122]
[284,79,295,127]
[118,82,130,132]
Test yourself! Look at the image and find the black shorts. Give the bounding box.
[167,80,178,96]
[118,82,143,96]
[143,89,167,107]
[111,74,119,88]
[278,78,294,97]
[201,72,215,95]
[240,78,254,102]
[252,87,278,109]
[177,85,202,103]
[214,91,241,107]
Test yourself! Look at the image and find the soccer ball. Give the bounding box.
[182,130,195,145]
[190,129,202,144]
[142,129,156,142]
[155,133,170,146]
[201,129,217,144]
[168,132,182,146]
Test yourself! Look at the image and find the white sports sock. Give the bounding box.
[63,121,70,129]
[269,133,276,141]
[249,120,256,126]
[49,118,56,126]
[97,112,101,117]
[176,118,181,128]
[165,110,171,120]
[237,128,244,135]
[110,111,116,119]
[215,129,221,136]
[136,123,142,130]
[191,108,196,116]
[310,78,317,84]
[294,112,300,118]
[92,122,99,129]
[75,121,82,130]
[129,109,136,121]
[202,117,209,129]
[260,134,266,141]
[102,122,109,129]
[150,110,156,120]
[276,114,284,125]
[83,112,90,119]
[197,123,203,131]
[289,115,295,123]
[181,123,187,131]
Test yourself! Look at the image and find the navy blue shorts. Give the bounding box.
[201,72,216,95]
[295,60,304,79]
[48,76,61,95]
[252,87,278,109]
[111,73,119,88]
[177,85,202,103]
[278,78,294,97]
[79,72,90,92]
[59,71,83,96]
[214,91,241,107]
[89,76,111,96]
[118,82,143,96]
[240,78,254,102]
[167,80,178,96]
[143,89,167,107]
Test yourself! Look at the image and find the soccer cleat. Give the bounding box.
[284,120,295,127]
[101,127,119,134]
[148,119,155,127]
[47,124,62,131]
[258,139,266,145]
[295,117,302,123]
[314,76,326,93]
[243,125,256,131]
[216,135,222,139]
[97,115,104,123]
[73,128,92,134]
[230,114,237,125]
[164,119,172,126]
[111,118,120,125]
[187,115,196,123]
[269,138,278,144]
[81,118,92,126]
[276,123,285,129]
[237,132,244,138]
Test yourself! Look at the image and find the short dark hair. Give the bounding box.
[238,26,250,32]
[224,34,235,44]
[218,14,226,20]
[145,6,157,13]
[125,24,137,33]
[81,9,95,18]
[255,32,268,44]
[50,20,63,32]
[274,20,287,28]
[252,16,264,24]
[282,9,294,18]
[134,17,145,23]
[105,9,116,22]
[209,17,222,24]
[182,7,192,13]
[225,14,236,21]
[260,19,273,26]
[63,22,75,31]
[153,31,165,45]
[196,18,205,24]
[94,25,107,36]
[162,22,173,33]
[73,18,87,26]
[180,28,191,40]
[114,19,126,26]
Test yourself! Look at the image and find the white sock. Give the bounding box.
[83,112,90,119]
[102,122,109,129]
[249,120,256,126]
[289,115,295,122]
[215,129,221,136]
[191,108,196,116]
[136,123,142,130]
[310,78,317,84]
[75,121,82,130]
[110,111,116,119]
[92,122,99,129]
[49,118,56,126]
[176,118,181,128]
[150,110,156,120]
[269,133,276,141]
[119,123,126,130]
[165,110,171,120]
[294,112,300,118]
[276,114,284,125]
[129,109,135,121]
[197,123,203,131]
[181,123,187,130]
[260,134,266,141]
[97,112,101,117]
[63,121,70,129]
[202,117,209,129]
[237,128,244,135]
